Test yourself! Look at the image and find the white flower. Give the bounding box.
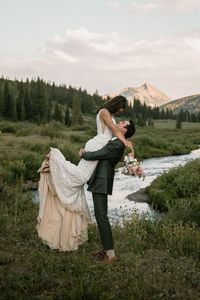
[122,148,145,179]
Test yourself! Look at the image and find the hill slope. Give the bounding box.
[160,94,200,113]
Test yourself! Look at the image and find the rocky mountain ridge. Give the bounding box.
[160,94,200,114]
[104,83,171,108]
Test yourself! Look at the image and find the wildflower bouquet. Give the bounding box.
[122,147,145,179]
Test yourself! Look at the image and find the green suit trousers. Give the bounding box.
[92,192,114,250]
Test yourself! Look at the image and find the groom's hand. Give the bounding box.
[126,140,134,148]
[79,148,85,158]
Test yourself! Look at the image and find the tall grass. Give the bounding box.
[1,120,200,299]
[1,192,200,299]
[148,158,200,225]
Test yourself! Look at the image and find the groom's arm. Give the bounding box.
[81,140,124,161]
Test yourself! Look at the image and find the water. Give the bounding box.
[34,148,200,223]
[85,148,200,222]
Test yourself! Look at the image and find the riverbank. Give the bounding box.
[127,188,149,203]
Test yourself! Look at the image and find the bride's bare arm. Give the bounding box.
[99,109,132,147]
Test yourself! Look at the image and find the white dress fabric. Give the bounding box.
[37,110,115,251]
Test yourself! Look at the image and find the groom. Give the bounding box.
[80,120,135,263]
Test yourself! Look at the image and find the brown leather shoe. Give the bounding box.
[91,250,106,258]
[100,255,119,264]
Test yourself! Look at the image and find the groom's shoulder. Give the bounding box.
[110,138,125,148]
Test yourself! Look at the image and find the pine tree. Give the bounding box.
[17,81,25,121]
[147,118,154,127]
[51,82,57,101]
[20,97,25,121]
[12,95,18,121]
[81,91,95,114]
[31,78,47,123]
[64,105,71,126]
[3,80,13,118]
[176,116,182,129]
[0,84,4,116]
[53,102,63,123]
[37,78,47,123]
[137,113,146,127]
[72,93,83,125]
[24,81,32,120]
[47,98,52,122]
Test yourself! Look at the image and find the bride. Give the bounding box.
[37,95,132,251]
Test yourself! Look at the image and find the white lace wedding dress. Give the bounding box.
[37,110,115,251]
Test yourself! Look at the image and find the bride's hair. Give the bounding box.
[124,120,135,139]
[97,95,127,114]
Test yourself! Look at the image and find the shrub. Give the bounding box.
[148,159,200,224]
[22,152,43,181]
[59,145,79,164]
[69,133,90,145]
[40,127,65,139]
[1,124,17,134]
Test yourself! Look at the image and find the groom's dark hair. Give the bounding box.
[124,120,135,139]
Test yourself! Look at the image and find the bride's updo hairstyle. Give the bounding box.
[97,95,127,114]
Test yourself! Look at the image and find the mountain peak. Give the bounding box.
[104,83,171,107]
[143,82,149,89]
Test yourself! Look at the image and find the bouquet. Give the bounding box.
[122,148,145,180]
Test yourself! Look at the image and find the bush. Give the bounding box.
[69,133,90,145]
[22,152,43,181]
[40,127,65,139]
[148,159,200,224]
[1,124,17,134]
[59,145,79,164]
[166,197,200,226]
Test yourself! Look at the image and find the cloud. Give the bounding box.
[159,0,200,11]
[0,27,200,98]
[128,1,158,12]
[107,1,121,9]
[115,0,200,13]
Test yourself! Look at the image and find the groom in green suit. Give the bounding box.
[80,120,135,263]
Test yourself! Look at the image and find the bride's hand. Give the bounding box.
[126,140,134,148]
[79,148,85,157]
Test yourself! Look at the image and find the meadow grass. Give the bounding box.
[1,190,200,299]
[154,119,200,130]
[1,119,200,299]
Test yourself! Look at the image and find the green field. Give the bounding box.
[1,119,200,299]
[154,119,200,130]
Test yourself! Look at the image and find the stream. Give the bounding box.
[33,148,200,223]
[85,148,200,222]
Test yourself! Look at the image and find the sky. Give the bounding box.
[0,0,200,99]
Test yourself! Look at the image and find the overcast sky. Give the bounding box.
[1,0,200,99]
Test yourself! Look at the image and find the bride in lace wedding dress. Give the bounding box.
[37,96,130,251]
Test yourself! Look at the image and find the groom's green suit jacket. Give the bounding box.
[82,138,125,195]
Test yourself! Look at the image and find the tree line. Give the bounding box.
[0,76,200,127]
[122,99,200,127]
[0,77,103,126]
